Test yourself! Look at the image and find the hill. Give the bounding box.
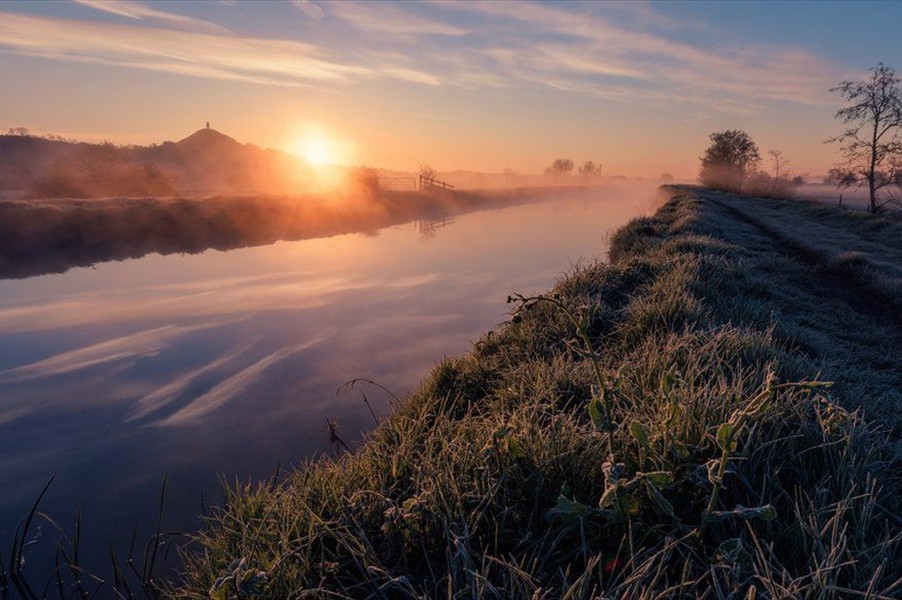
[0,128,314,198]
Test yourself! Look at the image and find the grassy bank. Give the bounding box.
[169,186,902,598]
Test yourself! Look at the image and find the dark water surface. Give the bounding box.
[0,185,659,579]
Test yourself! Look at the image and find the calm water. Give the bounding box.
[0,185,659,578]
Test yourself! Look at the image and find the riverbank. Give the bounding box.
[0,186,586,280]
[165,185,902,598]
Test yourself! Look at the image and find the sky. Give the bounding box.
[2,0,902,179]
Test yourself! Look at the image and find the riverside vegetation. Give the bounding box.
[0,186,571,280]
[167,185,902,599]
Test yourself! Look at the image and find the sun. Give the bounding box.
[291,129,342,166]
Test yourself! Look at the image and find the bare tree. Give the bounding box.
[418,163,437,180]
[758,149,799,198]
[829,62,902,213]
[545,158,574,177]
[699,130,760,192]
[577,160,602,180]
[768,149,788,180]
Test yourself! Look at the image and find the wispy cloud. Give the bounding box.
[329,1,468,39]
[292,0,324,20]
[0,322,220,384]
[158,336,330,426]
[0,12,436,88]
[0,271,438,334]
[0,1,850,112]
[435,1,843,111]
[73,0,231,34]
[127,338,259,421]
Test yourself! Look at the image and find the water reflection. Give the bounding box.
[0,189,547,280]
[0,183,662,580]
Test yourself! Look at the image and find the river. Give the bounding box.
[0,183,660,582]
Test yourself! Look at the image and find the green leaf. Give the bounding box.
[545,495,592,523]
[640,471,674,486]
[209,581,229,600]
[588,397,606,429]
[621,493,642,516]
[716,423,735,451]
[661,365,676,396]
[492,426,511,441]
[711,504,777,522]
[629,421,649,448]
[715,538,752,565]
[598,487,616,509]
[505,436,526,460]
[670,438,689,458]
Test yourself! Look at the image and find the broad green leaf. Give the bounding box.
[505,436,526,460]
[661,366,676,396]
[630,421,649,448]
[545,495,592,523]
[641,471,674,486]
[716,423,735,451]
[588,397,606,429]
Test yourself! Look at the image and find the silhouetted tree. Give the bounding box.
[769,149,788,180]
[419,164,437,180]
[7,127,29,136]
[659,173,675,182]
[824,167,857,187]
[545,158,574,177]
[763,149,797,197]
[699,130,760,192]
[829,62,902,213]
[577,160,602,180]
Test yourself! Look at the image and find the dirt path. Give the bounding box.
[706,191,902,334]
[686,188,902,435]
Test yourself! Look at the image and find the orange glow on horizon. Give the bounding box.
[286,125,354,167]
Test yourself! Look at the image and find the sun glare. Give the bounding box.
[291,129,345,166]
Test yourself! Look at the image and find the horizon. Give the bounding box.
[0,124,693,179]
[2,1,902,179]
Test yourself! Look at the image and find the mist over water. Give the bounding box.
[0,183,661,579]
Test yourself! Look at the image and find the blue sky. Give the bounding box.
[1,0,900,177]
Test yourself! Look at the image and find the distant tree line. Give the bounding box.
[699,62,902,213]
[545,158,602,180]
[699,130,802,198]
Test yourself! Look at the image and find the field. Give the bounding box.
[163,186,902,598]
